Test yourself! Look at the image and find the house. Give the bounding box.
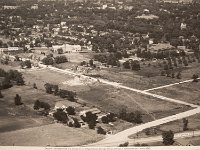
[2,47,23,54]
[31,4,39,10]
[3,6,18,10]
[79,108,101,117]
[53,44,82,53]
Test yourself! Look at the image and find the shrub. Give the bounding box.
[54,56,68,64]
[162,130,174,145]
[0,90,3,98]
[66,106,76,115]
[14,94,23,105]
[97,126,106,135]
[42,57,54,65]
[119,142,129,147]
[53,109,68,123]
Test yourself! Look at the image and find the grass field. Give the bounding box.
[78,85,190,122]
[0,123,104,146]
[95,59,200,90]
[150,82,200,105]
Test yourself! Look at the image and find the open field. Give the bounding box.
[78,86,191,122]
[0,123,104,146]
[21,67,191,122]
[150,82,200,106]
[129,112,200,140]
[95,59,200,90]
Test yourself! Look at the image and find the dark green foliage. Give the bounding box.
[14,94,23,105]
[54,56,68,64]
[162,130,174,145]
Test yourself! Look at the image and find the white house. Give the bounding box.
[3,6,18,10]
[31,4,39,10]
[53,44,82,53]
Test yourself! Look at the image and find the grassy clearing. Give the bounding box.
[78,85,190,122]
[0,123,104,146]
[150,82,200,105]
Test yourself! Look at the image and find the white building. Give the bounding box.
[53,44,82,53]
[3,6,18,9]
[31,4,39,10]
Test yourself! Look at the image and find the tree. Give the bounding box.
[176,72,181,79]
[192,74,199,82]
[73,118,81,128]
[34,100,41,110]
[8,70,24,85]
[183,118,188,131]
[97,126,106,135]
[33,100,50,111]
[44,83,53,94]
[53,109,68,123]
[89,59,94,67]
[85,112,97,129]
[162,130,174,145]
[123,61,130,69]
[54,56,68,64]
[42,57,54,65]
[14,94,23,105]
[21,60,32,68]
[101,116,109,124]
[57,48,63,54]
[130,60,140,71]
[119,142,129,147]
[33,83,37,89]
[134,111,143,124]
[0,90,3,98]
[66,106,76,115]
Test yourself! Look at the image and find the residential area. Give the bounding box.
[1,0,200,147]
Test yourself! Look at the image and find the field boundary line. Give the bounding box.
[144,78,200,92]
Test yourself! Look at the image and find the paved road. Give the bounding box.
[88,107,200,147]
[144,78,200,92]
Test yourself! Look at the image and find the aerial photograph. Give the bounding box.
[0,0,200,148]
